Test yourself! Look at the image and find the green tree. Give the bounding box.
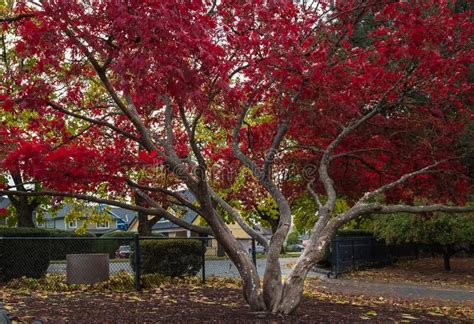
[286,230,300,246]
[370,212,474,271]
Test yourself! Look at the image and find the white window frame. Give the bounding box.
[37,222,45,228]
[68,220,78,229]
[96,221,110,229]
[46,219,55,229]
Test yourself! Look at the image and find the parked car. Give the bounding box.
[115,245,132,258]
[249,244,266,254]
[286,244,304,252]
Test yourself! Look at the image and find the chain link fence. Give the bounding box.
[0,235,259,290]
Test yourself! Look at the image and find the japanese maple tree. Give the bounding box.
[1,0,473,314]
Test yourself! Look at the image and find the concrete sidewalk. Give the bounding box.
[312,277,474,302]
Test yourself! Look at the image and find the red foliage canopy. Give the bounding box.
[1,0,472,206]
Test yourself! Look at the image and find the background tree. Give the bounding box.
[0,0,473,314]
[370,211,474,271]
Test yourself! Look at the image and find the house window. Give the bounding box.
[37,222,45,228]
[46,219,55,229]
[68,220,78,229]
[96,221,110,229]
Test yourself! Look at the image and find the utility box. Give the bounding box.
[66,254,110,284]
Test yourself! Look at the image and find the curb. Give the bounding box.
[310,267,333,278]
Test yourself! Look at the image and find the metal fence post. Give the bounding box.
[134,233,141,291]
[334,236,340,277]
[201,239,206,284]
[251,238,257,266]
[351,239,355,270]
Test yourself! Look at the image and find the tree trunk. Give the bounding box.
[443,252,451,271]
[271,230,333,314]
[8,173,39,228]
[137,214,155,236]
[135,194,158,236]
[16,206,35,227]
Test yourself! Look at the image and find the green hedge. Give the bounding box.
[0,227,95,282]
[131,239,202,277]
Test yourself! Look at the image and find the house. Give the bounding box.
[36,204,134,235]
[127,191,271,256]
[0,197,134,235]
[108,207,137,231]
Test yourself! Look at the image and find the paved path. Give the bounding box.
[312,277,474,302]
[49,257,315,278]
[48,258,473,302]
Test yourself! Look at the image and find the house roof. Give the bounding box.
[108,207,137,225]
[152,191,198,231]
[41,204,128,223]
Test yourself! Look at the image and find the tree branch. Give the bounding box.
[318,65,417,211]
[133,188,213,235]
[47,101,140,142]
[0,189,213,235]
[369,203,474,215]
[126,179,202,215]
[306,180,323,209]
[208,188,269,248]
[0,13,35,23]
[178,104,206,169]
[357,160,449,204]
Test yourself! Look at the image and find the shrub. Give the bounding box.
[131,239,202,277]
[47,230,96,260]
[0,228,53,281]
[0,227,95,282]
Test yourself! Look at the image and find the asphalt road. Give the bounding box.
[47,257,315,278]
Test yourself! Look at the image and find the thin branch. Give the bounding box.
[162,95,175,150]
[0,189,213,235]
[231,87,264,179]
[47,102,139,142]
[133,189,213,235]
[357,160,450,204]
[207,0,217,15]
[318,65,417,211]
[178,104,206,169]
[369,203,474,215]
[126,179,202,215]
[331,148,392,161]
[306,181,322,209]
[0,13,35,23]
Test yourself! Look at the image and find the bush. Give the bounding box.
[0,227,95,282]
[0,228,44,281]
[47,230,96,260]
[131,239,202,277]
